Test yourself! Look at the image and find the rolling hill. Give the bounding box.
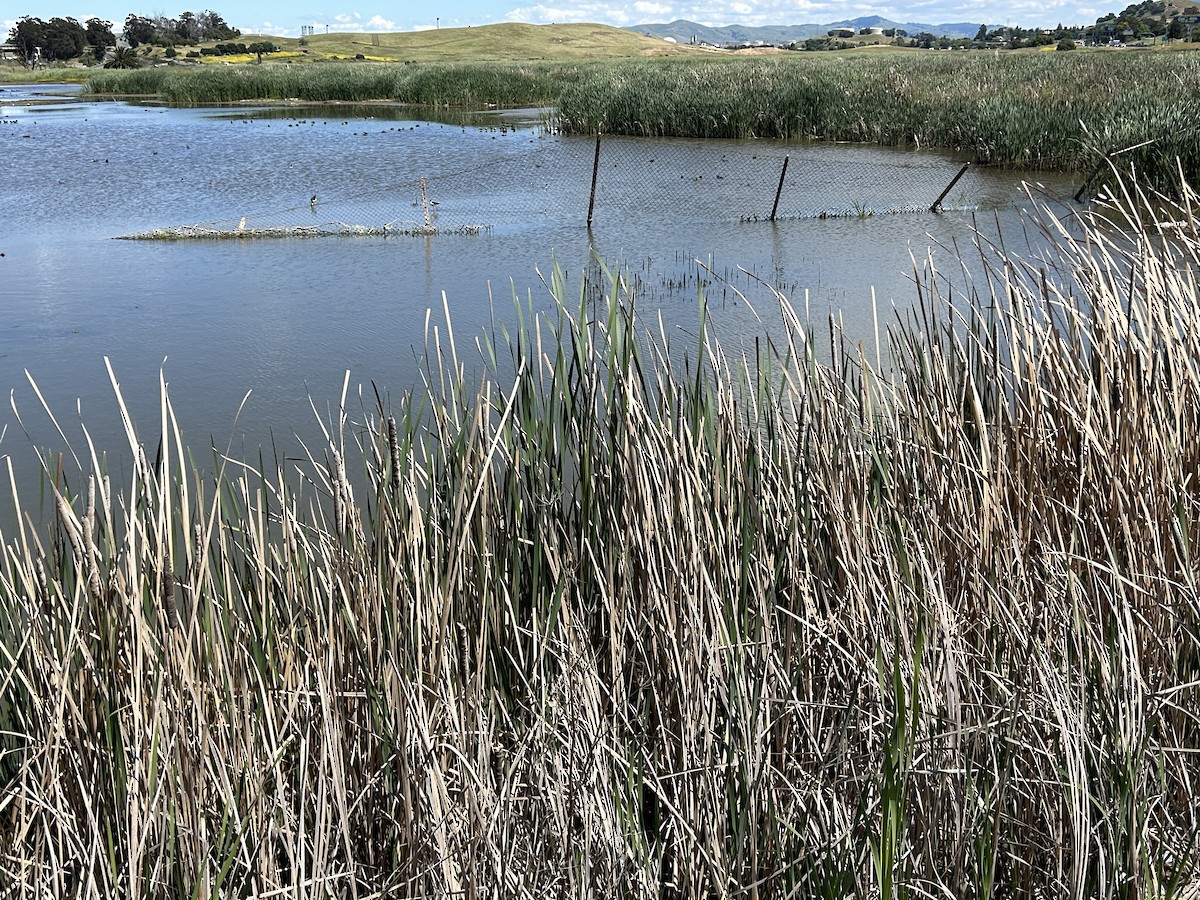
[268,22,702,62]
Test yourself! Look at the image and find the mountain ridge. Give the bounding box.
[628,17,988,43]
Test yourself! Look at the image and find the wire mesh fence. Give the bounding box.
[117,132,1078,241]
[585,136,1007,225]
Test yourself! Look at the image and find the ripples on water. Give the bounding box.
[0,82,1079,505]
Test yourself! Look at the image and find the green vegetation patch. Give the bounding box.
[555,52,1200,183]
[86,50,1200,187]
[86,60,586,107]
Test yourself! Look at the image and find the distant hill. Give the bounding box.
[628,17,986,44]
[277,22,702,62]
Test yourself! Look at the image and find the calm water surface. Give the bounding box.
[0,82,1079,507]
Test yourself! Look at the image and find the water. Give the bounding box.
[0,82,1080,509]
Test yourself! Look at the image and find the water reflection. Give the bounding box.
[0,84,1083,514]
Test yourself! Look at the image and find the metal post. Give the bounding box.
[930,161,971,212]
[586,132,601,229]
[770,155,790,222]
[1074,155,1108,202]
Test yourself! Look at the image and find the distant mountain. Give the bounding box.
[628,17,986,44]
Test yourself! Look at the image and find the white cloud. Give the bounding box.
[504,0,1109,28]
[507,3,637,23]
[633,1,676,14]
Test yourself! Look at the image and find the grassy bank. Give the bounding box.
[0,66,92,84]
[2,178,1200,896]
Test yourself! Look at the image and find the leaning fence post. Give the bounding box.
[770,155,790,222]
[1074,156,1108,202]
[930,161,971,212]
[586,132,601,228]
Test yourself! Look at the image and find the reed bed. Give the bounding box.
[85,61,580,107]
[2,175,1200,898]
[555,52,1200,188]
[87,53,1200,189]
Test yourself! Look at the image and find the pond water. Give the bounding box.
[0,82,1080,509]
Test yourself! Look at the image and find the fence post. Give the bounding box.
[586,132,601,228]
[930,161,971,212]
[770,155,790,222]
[1074,156,1108,202]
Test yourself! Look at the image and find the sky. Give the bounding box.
[3,0,1116,43]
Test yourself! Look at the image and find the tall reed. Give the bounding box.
[85,61,580,107]
[554,53,1200,188]
[2,175,1200,897]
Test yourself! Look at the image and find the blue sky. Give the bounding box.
[4,0,1116,41]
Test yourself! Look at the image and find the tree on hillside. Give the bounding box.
[119,9,240,47]
[175,11,199,41]
[10,16,90,62]
[84,18,116,60]
[975,23,988,41]
[7,17,46,64]
[198,10,240,40]
[123,14,155,47]
[246,41,277,63]
[43,17,87,60]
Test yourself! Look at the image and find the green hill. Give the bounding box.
[263,22,701,62]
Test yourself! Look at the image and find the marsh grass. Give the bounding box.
[86,53,1200,189]
[554,53,1200,189]
[85,61,581,107]
[0,67,92,84]
[2,174,1200,897]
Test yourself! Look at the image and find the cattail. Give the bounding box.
[193,522,204,569]
[161,551,178,628]
[35,560,49,609]
[56,493,101,600]
[332,449,347,539]
[388,415,401,493]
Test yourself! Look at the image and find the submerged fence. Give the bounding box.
[118,131,1084,241]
